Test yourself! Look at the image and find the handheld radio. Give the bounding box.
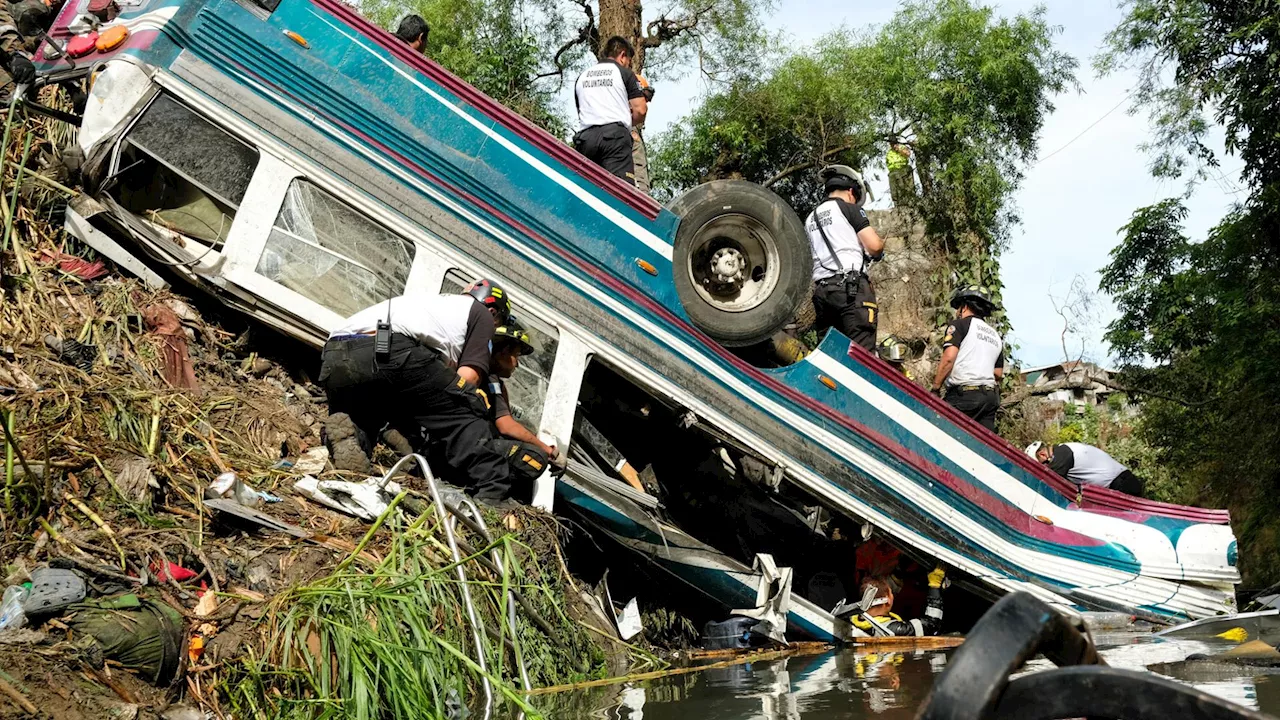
[374,299,392,363]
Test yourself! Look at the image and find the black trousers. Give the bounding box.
[573,122,635,185]
[1109,470,1145,497]
[813,274,878,352]
[486,437,549,503]
[944,386,1000,432]
[318,335,514,501]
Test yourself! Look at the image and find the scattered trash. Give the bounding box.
[112,456,158,506]
[193,590,218,618]
[151,562,197,583]
[294,475,403,521]
[38,248,109,280]
[204,498,311,538]
[205,472,237,499]
[616,598,643,641]
[0,584,31,630]
[44,333,99,370]
[204,471,278,507]
[22,567,87,617]
[142,304,200,391]
[293,446,329,475]
[68,594,185,685]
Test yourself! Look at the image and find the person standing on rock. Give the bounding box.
[932,285,1004,432]
[318,280,521,505]
[806,165,885,352]
[573,36,647,185]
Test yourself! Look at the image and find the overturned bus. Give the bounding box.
[37,0,1239,641]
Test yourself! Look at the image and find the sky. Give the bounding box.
[637,0,1248,369]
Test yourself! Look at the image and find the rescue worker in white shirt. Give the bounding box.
[573,36,647,185]
[318,280,519,504]
[806,165,885,352]
[1026,441,1145,497]
[932,285,1005,432]
[485,318,562,501]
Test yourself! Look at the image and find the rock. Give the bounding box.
[292,384,313,403]
[160,705,204,720]
[250,358,272,377]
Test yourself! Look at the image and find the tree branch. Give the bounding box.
[642,3,716,48]
[763,143,853,188]
[535,0,596,81]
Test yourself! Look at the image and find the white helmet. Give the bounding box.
[819,165,874,207]
[1025,441,1043,459]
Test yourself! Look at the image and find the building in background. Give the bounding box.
[1019,361,1131,423]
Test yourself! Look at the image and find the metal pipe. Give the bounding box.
[453,498,532,692]
[381,454,493,719]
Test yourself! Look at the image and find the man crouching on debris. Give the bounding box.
[484,317,562,500]
[853,567,946,636]
[318,280,522,505]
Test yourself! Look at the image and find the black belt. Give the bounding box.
[949,384,996,392]
[327,333,375,343]
[815,270,866,286]
[326,332,418,346]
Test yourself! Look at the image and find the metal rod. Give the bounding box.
[455,497,532,692]
[381,454,493,719]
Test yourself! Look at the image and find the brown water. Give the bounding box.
[529,637,1280,718]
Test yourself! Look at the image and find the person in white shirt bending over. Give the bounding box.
[319,280,521,506]
[1026,441,1145,497]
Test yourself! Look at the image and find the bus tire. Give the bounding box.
[670,180,812,347]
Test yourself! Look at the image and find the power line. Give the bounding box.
[1034,91,1134,167]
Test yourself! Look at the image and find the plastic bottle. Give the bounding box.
[0,584,31,630]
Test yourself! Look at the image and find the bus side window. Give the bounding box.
[255,179,415,317]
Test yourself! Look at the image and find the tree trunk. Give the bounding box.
[597,0,645,70]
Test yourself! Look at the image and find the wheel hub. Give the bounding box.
[710,247,745,285]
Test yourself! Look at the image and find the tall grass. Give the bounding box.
[226,507,607,719]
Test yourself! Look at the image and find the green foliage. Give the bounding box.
[651,0,1075,335]
[1098,0,1280,189]
[361,0,569,135]
[228,511,608,718]
[1098,0,1280,584]
[1100,197,1280,583]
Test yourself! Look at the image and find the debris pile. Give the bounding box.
[0,98,631,718]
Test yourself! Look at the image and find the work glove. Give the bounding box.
[927,565,946,589]
[9,53,35,86]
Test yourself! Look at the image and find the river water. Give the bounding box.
[530,635,1280,718]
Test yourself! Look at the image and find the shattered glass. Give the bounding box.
[505,315,557,427]
[256,180,415,317]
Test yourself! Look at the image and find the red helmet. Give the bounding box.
[463,278,510,322]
